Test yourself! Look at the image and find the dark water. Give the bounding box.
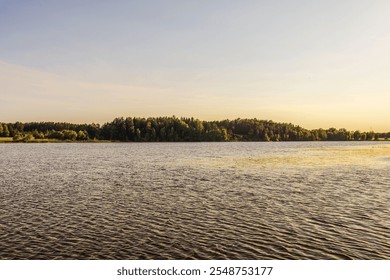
[0,142,389,259]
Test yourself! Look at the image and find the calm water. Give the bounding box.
[0,142,389,259]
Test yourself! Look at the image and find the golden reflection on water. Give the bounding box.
[195,145,390,169]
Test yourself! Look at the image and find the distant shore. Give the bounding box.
[0,137,111,143]
[1,137,389,144]
[1,117,389,143]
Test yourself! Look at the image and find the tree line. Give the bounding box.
[0,117,387,142]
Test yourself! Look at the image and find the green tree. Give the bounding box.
[13,133,23,141]
[32,130,45,139]
[159,127,166,141]
[22,133,34,142]
[151,127,157,141]
[48,130,64,139]
[263,131,270,142]
[62,130,77,141]
[77,130,89,141]
[353,130,361,141]
[14,122,24,133]
[135,128,141,141]
[366,131,375,141]
[2,124,10,137]
[221,128,229,141]
[125,117,135,141]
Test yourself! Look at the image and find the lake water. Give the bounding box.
[0,142,389,259]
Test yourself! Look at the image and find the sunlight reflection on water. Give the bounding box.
[190,144,390,169]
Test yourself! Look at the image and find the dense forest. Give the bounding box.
[0,116,389,142]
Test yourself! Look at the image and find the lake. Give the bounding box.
[0,142,389,259]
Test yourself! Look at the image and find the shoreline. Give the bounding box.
[1,138,389,144]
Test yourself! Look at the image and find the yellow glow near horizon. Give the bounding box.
[1,60,389,132]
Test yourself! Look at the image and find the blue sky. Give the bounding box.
[1,0,390,131]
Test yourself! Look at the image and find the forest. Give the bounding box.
[0,116,388,142]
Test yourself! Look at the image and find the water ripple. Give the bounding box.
[0,142,389,259]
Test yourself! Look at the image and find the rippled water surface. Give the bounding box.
[0,142,389,259]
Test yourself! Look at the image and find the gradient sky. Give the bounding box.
[1,0,390,131]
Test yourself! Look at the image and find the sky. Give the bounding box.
[1,0,390,131]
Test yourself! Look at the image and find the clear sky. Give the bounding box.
[1,0,390,131]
